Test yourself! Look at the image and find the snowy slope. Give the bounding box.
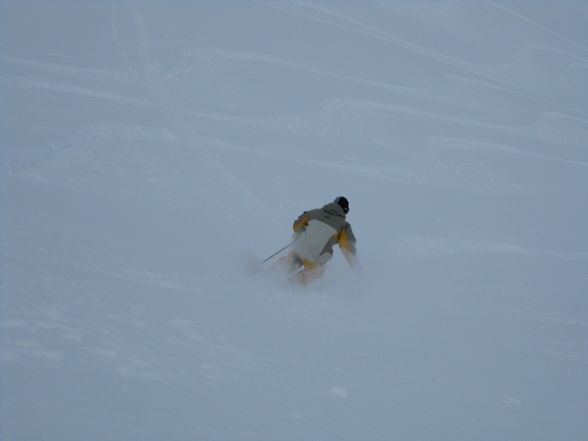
[1,1,588,440]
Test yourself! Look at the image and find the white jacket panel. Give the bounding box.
[292,219,337,264]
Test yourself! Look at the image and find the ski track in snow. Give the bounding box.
[485,0,588,54]
[397,236,588,261]
[0,74,147,107]
[175,47,432,96]
[254,0,588,119]
[123,2,276,222]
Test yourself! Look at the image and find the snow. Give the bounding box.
[1,1,587,440]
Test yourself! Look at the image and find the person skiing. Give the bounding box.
[278,196,358,285]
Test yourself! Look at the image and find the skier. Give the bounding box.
[277,196,358,285]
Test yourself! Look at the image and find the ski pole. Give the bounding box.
[260,243,291,264]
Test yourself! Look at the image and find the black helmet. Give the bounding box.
[334,196,349,214]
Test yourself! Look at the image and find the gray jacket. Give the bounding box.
[292,203,357,265]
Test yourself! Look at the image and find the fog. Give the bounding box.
[1,1,587,440]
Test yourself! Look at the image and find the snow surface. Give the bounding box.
[1,1,588,440]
